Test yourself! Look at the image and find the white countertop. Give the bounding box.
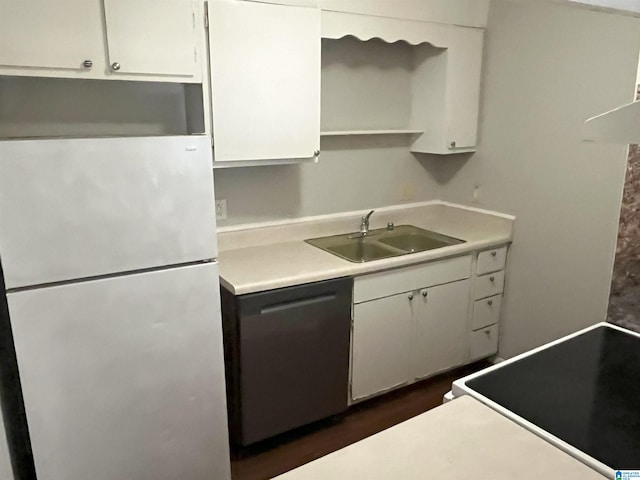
[274,396,607,480]
[218,201,514,295]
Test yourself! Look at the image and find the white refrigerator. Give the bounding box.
[0,136,231,480]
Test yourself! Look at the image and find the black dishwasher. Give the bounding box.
[220,277,352,446]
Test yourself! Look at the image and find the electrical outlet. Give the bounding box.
[215,199,227,220]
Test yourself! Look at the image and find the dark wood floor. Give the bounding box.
[230,361,490,480]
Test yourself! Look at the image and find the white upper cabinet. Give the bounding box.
[0,0,202,83]
[322,11,485,155]
[444,26,484,151]
[0,0,104,70]
[103,0,198,77]
[208,0,321,162]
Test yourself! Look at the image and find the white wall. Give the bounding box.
[214,136,443,225]
[435,0,640,357]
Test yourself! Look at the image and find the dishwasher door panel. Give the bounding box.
[233,277,352,445]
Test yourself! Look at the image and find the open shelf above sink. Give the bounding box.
[320,129,424,137]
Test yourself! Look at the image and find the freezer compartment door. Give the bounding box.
[7,263,230,480]
[0,136,217,289]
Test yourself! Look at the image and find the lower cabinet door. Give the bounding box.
[351,293,414,401]
[413,279,470,379]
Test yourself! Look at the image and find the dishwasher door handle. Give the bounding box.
[260,294,337,315]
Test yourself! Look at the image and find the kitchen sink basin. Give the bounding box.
[305,225,465,263]
[325,241,397,263]
[379,231,461,252]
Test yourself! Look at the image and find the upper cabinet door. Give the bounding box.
[0,0,104,70]
[103,0,198,77]
[208,0,321,162]
[445,26,484,151]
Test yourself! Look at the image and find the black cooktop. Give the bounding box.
[467,325,640,470]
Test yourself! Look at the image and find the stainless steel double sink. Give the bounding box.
[305,225,465,263]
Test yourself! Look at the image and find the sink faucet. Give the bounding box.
[360,210,375,236]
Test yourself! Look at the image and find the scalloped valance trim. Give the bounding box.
[321,10,451,49]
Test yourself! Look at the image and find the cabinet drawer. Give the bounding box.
[470,324,499,360]
[474,271,504,300]
[472,294,501,330]
[354,255,471,303]
[477,246,507,275]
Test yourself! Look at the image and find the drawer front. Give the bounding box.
[477,246,507,275]
[470,324,499,360]
[474,270,504,300]
[354,255,472,304]
[472,294,502,330]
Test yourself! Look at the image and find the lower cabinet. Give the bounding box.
[350,256,473,402]
[350,247,509,403]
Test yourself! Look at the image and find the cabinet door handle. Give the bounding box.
[111,62,121,71]
[82,59,93,68]
[422,291,428,298]
[408,293,414,301]
[314,150,320,157]
[487,299,493,306]
[489,276,495,282]
[485,329,491,335]
[491,251,497,257]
